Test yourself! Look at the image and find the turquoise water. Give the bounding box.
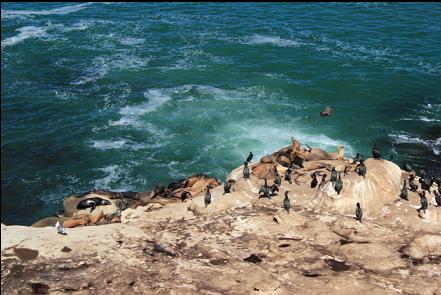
[2,2,441,225]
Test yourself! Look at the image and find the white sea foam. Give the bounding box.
[1,3,92,17]
[91,139,161,151]
[119,37,145,46]
[390,132,441,155]
[240,34,300,47]
[93,165,125,189]
[71,56,110,85]
[1,26,48,47]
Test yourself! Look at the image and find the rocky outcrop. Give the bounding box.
[2,139,441,294]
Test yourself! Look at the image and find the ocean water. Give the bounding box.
[1,2,440,225]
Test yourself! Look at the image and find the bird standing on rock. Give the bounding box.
[284,167,292,184]
[355,203,363,223]
[318,174,327,191]
[400,180,409,201]
[181,191,191,202]
[334,173,343,195]
[310,172,318,188]
[418,191,428,214]
[409,175,418,192]
[331,167,337,184]
[55,221,67,235]
[284,191,291,213]
[243,162,250,179]
[372,143,382,160]
[358,159,367,178]
[246,152,253,163]
[204,186,211,208]
[274,168,281,186]
[434,190,441,207]
[224,180,231,194]
[403,162,412,172]
[259,179,270,199]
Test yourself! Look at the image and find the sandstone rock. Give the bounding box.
[405,234,441,260]
[341,243,406,272]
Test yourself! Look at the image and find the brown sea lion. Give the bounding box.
[31,216,69,228]
[63,217,88,228]
[336,145,345,161]
[260,155,273,163]
[291,137,301,151]
[305,148,336,161]
[320,107,333,117]
[303,162,327,171]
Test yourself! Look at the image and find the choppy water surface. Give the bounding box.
[2,2,441,225]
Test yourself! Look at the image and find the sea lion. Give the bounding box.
[320,106,333,117]
[291,137,301,152]
[305,148,336,161]
[168,178,188,190]
[284,191,291,213]
[63,217,89,228]
[186,174,209,188]
[336,145,345,161]
[355,203,363,223]
[76,197,112,213]
[32,217,69,228]
[151,184,165,199]
[260,155,273,164]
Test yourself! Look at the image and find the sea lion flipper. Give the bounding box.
[90,206,96,214]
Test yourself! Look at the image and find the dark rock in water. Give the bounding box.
[325,258,350,272]
[243,254,262,263]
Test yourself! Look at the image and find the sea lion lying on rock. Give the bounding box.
[306,148,338,161]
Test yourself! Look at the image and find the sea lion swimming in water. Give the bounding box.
[76,197,112,213]
[320,106,333,117]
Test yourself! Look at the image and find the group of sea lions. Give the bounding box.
[32,173,222,229]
